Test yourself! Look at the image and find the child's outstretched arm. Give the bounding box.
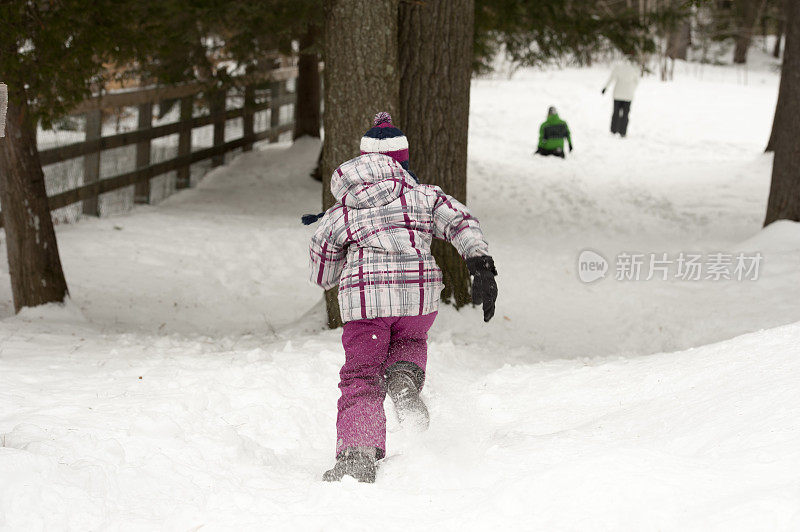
[432,190,498,322]
[432,190,489,258]
[309,208,346,290]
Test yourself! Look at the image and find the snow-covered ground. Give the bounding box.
[2,61,800,530]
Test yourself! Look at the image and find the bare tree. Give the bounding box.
[764,0,800,224]
[399,0,475,308]
[320,0,400,327]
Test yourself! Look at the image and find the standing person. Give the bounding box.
[305,112,498,483]
[536,106,573,158]
[602,56,640,137]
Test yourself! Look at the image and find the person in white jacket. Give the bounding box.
[602,59,640,137]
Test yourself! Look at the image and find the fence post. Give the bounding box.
[176,95,193,189]
[82,109,102,216]
[243,85,255,152]
[134,102,152,204]
[212,90,226,167]
[269,80,283,143]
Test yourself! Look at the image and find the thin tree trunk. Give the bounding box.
[667,17,691,60]
[733,36,750,64]
[773,22,783,58]
[774,0,787,59]
[0,88,69,312]
[733,0,768,64]
[399,0,475,308]
[293,24,321,141]
[764,0,800,225]
[321,0,400,328]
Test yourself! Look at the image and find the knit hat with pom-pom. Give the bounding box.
[301,112,416,226]
[360,112,409,170]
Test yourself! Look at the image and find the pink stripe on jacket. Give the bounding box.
[308,153,489,323]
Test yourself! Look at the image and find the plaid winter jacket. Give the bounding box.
[309,153,489,323]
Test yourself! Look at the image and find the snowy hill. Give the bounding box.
[2,63,800,529]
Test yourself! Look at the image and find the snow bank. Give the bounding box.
[2,312,799,529]
[2,63,800,529]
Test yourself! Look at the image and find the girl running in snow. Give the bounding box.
[306,112,497,483]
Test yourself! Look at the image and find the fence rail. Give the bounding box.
[27,63,299,224]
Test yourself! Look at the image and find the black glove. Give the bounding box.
[466,256,498,322]
[601,88,606,95]
[569,144,574,152]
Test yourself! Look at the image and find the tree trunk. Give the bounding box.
[774,0,787,59]
[764,0,800,225]
[773,22,783,58]
[733,0,768,64]
[293,24,322,141]
[0,83,6,138]
[321,0,400,328]
[667,18,691,60]
[733,35,750,64]
[766,2,789,152]
[0,88,69,312]
[766,106,779,152]
[399,0,475,308]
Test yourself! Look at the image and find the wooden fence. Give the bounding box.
[35,64,299,218]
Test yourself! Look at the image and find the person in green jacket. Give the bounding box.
[536,106,573,158]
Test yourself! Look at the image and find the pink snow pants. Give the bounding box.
[335,312,437,458]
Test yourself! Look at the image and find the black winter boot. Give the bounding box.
[386,361,429,431]
[322,447,377,483]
